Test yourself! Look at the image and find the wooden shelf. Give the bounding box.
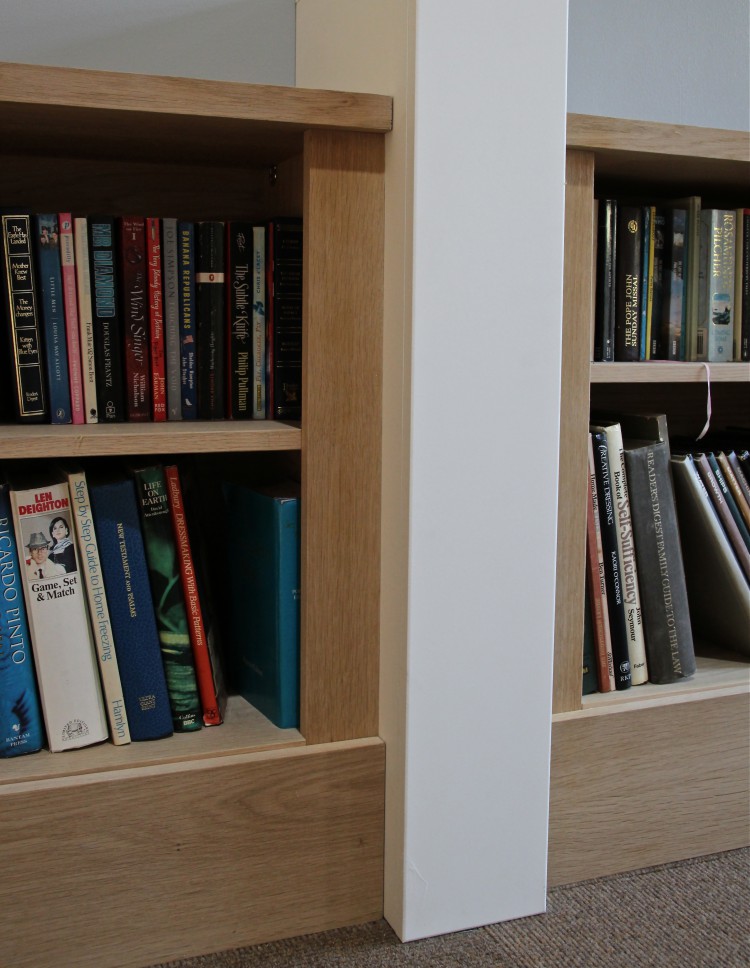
[590,361,750,383]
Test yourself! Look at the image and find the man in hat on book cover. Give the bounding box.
[25,531,67,582]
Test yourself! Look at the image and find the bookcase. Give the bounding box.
[549,115,750,886]
[0,62,391,968]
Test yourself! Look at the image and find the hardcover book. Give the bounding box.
[699,208,736,362]
[267,218,303,420]
[146,217,167,421]
[0,480,44,757]
[196,220,226,419]
[33,214,72,424]
[88,472,173,741]
[133,464,202,731]
[66,467,130,745]
[222,478,300,728]
[58,214,85,424]
[161,218,182,421]
[87,215,124,422]
[585,435,615,692]
[693,452,750,582]
[9,473,108,751]
[614,205,642,362]
[661,207,688,361]
[73,217,98,422]
[0,212,48,422]
[582,584,600,696]
[178,221,197,419]
[594,199,616,362]
[119,216,151,421]
[740,209,749,361]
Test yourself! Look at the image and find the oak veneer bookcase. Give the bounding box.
[549,114,750,886]
[0,62,391,968]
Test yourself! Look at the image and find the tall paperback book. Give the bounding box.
[178,221,197,418]
[9,473,108,751]
[692,452,750,582]
[66,467,130,744]
[33,214,72,424]
[196,221,226,419]
[119,216,151,421]
[699,208,736,362]
[146,217,166,421]
[585,435,615,692]
[267,218,303,420]
[0,480,44,757]
[0,212,48,422]
[88,472,173,741]
[161,217,182,421]
[88,215,124,421]
[73,216,98,422]
[226,222,254,419]
[222,479,300,728]
[252,226,267,419]
[58,214,85,424]
[661,207,688,360]
[594,199,617,362]
[133,464,202,731]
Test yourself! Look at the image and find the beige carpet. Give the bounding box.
[155,849,749,968]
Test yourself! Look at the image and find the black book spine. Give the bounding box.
[267,218,302,421]
[88,215,124,421]
[649,209,666,359]
[196,221,226,419]
[594,199,617,362]
[226,222,253,419]
[614,205,643,362]
[590,430,632,690]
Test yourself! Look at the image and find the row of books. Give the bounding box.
[0,212,303,426]
[0,460,301,758]
[582,413,750,697]
[594,200,749,363]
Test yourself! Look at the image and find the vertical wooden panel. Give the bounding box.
[301,130,385,743]
[552,149,596,714]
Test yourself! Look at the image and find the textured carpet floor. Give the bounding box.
[155,848,749,968]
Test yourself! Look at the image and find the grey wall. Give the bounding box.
[567,0,750,129]
[0,0,296,86]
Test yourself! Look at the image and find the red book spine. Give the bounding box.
[147,217,166,421]
[58,213,85,424]
[164,464,223,725]
[119,217,151,420]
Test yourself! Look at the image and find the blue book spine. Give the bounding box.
[224,482,300,728]
[88,476,173,741]
[33,215,72,423]
[0,482,44,756]
[178,221,197,419]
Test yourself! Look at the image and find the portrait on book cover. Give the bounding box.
[20,513,78,582]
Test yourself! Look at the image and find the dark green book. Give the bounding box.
[133,464,202,731]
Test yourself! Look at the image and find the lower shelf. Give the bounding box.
[1,735,385,968]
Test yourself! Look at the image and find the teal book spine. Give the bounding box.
[0,481,44,756]
[223,480,300,729]
[133,465,202,731]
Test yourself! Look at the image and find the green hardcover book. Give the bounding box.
[133,464,202,731]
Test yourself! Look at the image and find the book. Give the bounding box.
[58,214,85,424]
[252,226,267,419]
[585,434,615,692]
[146,217,166,421]
[740,209,750,361]
[0,480,44,757]
[133,464,202,731]
[671,453,750,655]
[196,220,226,419]
[9,473,108,751]
[118,216,151,421]
[660,207,688,360]
[0,212,48,422]
[222,478,301,728]
[65,467,131,745]
[581,583,599,696]
[646,207,666,360]
[619,414,696,684]
[698,208,736,362]
[716,451,750,531]
[706,452,750,551]
[594,199,617,362]
[88,215,124,421]
[226,222,254,419]
[33,215,72,424]
[639,205,652,360]
[88,472,173,741]
[692,452,750,581]
[178,221,198,419]
[614,205,642,362]
[590,420,648,684]
[267,217,303,420]
[161,218,182,421]
[73,217,98,423]
[164,464,226,725]
[589,430,632,689]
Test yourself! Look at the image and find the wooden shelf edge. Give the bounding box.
[590,361,750,383]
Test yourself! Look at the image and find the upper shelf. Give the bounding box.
[0,61,393,168]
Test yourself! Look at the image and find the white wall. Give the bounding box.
[568,0,750,129]
[0,0,296,85]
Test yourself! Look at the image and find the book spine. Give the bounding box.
[146,217,167,421]
[133,465,202,732]
[252,226,267,419]
[268,218,303,420]
[88,215,124,421]
[623,439,696,684]
[178,221,198,419]
[590,430,632,689]
[717,452,750,531]
[10,478,108,750]
[614,205,642,362]
[740,209,749,361]
[161,218,182,421]
[706,209,736,362]
[73,217,98,423]
[119,216,151,421]
[226,222,253,419]
[196,221,226,419]
[88,476,173,741]
[58,215,85,424]
[67,469,131,744]
[0,213,48,422]
[585,435,615,691]
[649,209,666,360]
[639,205,653,360]
[164,465,224,725]
[594,199,617,362]
[581,584,599,696]
[707,452,750,549]
[661,208,687,361]
[33,215,72,424]
[684,197,702,360]
[0,483,44,757]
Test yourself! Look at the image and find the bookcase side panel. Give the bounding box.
[553,149,596,714]
[301,129,385,744]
